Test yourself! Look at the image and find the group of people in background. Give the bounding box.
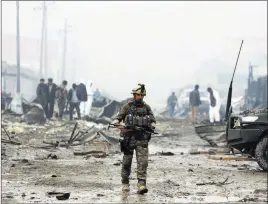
[167,84,221,125]
[189,85,221,124]
[36,78,101,121]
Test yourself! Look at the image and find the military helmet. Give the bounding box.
[131,84,146,96]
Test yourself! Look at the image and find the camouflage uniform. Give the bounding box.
[114,100,156,188]
[56,85,67,119]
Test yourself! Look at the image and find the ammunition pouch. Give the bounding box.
[125,114,152,129]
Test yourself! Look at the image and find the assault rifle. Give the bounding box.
[108,123,158,152]
[108,123,158,135]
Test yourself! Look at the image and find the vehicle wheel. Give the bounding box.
[255,135,268,171]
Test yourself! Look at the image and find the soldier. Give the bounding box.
[55,80,68,120]
[112,84,156,194]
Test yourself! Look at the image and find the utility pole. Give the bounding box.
[16,1,21,93]
[60,18,71,82]
[34,1,54,79]
[43,2,48,79]
[38,1,46,78]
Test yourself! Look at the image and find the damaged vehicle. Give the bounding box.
[227,109,268,171]
[225,44,268,171]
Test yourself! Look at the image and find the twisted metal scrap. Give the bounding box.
[239,108,268,116]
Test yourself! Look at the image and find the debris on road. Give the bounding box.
[207,155,256,161]
[196,177,233,186]
[156,151,175,156]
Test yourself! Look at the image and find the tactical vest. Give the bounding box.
[124,102,152,128]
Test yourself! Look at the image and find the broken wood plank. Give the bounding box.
[43,138,97,148]
[190,149,231,155]
[196,177,233,186]
[43,141,59,146]
[29,145,56,149]
[207,155,255,161]
[1,139,21,145]
[68,122,78,144]
[74,150,105,156]
[2,126,11,140]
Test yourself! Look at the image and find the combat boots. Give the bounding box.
[137,180,148,194]
[122,183,130,192]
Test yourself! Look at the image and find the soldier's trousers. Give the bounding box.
[121,140,148,185]
[57,100,66,119]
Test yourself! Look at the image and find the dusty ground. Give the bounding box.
[1,115,267,203]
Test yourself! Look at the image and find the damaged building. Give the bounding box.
[2,61,39,100]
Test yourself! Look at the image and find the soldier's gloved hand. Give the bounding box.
[151,122,156,130]
[113,120,124,129]
[125,124,132,129]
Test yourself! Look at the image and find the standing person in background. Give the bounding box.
[93,88,101,101]
[167,92,178,118]
[36,78,49,117]
[67,83,81,120]
[77,79,88,117]
[85,80,94,116]
[189,84,202,124]
[207,87,221,124]
[56,80,68,121]
[47,78,57,119]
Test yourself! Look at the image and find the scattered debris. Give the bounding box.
[2,126,11,140]
[113,161,122,166]
[25,104,46,124]
[157,151,175,156]
[196,177,233,186]
[166,179,180,186]
[5,125,24,135]
[74,150,105,156]
[47,191,70,200]
[189,148,234,155]
[238,197,259,202]
[253,189,267,194]
[1,138,21,145]
[194,124,227,147]
[47,154,58,160]
[21,159,29,163]
[86,152,107,158]
[56,193,70,200]
[207,155,255,161]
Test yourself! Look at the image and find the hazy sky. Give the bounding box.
[2,1,267,105]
